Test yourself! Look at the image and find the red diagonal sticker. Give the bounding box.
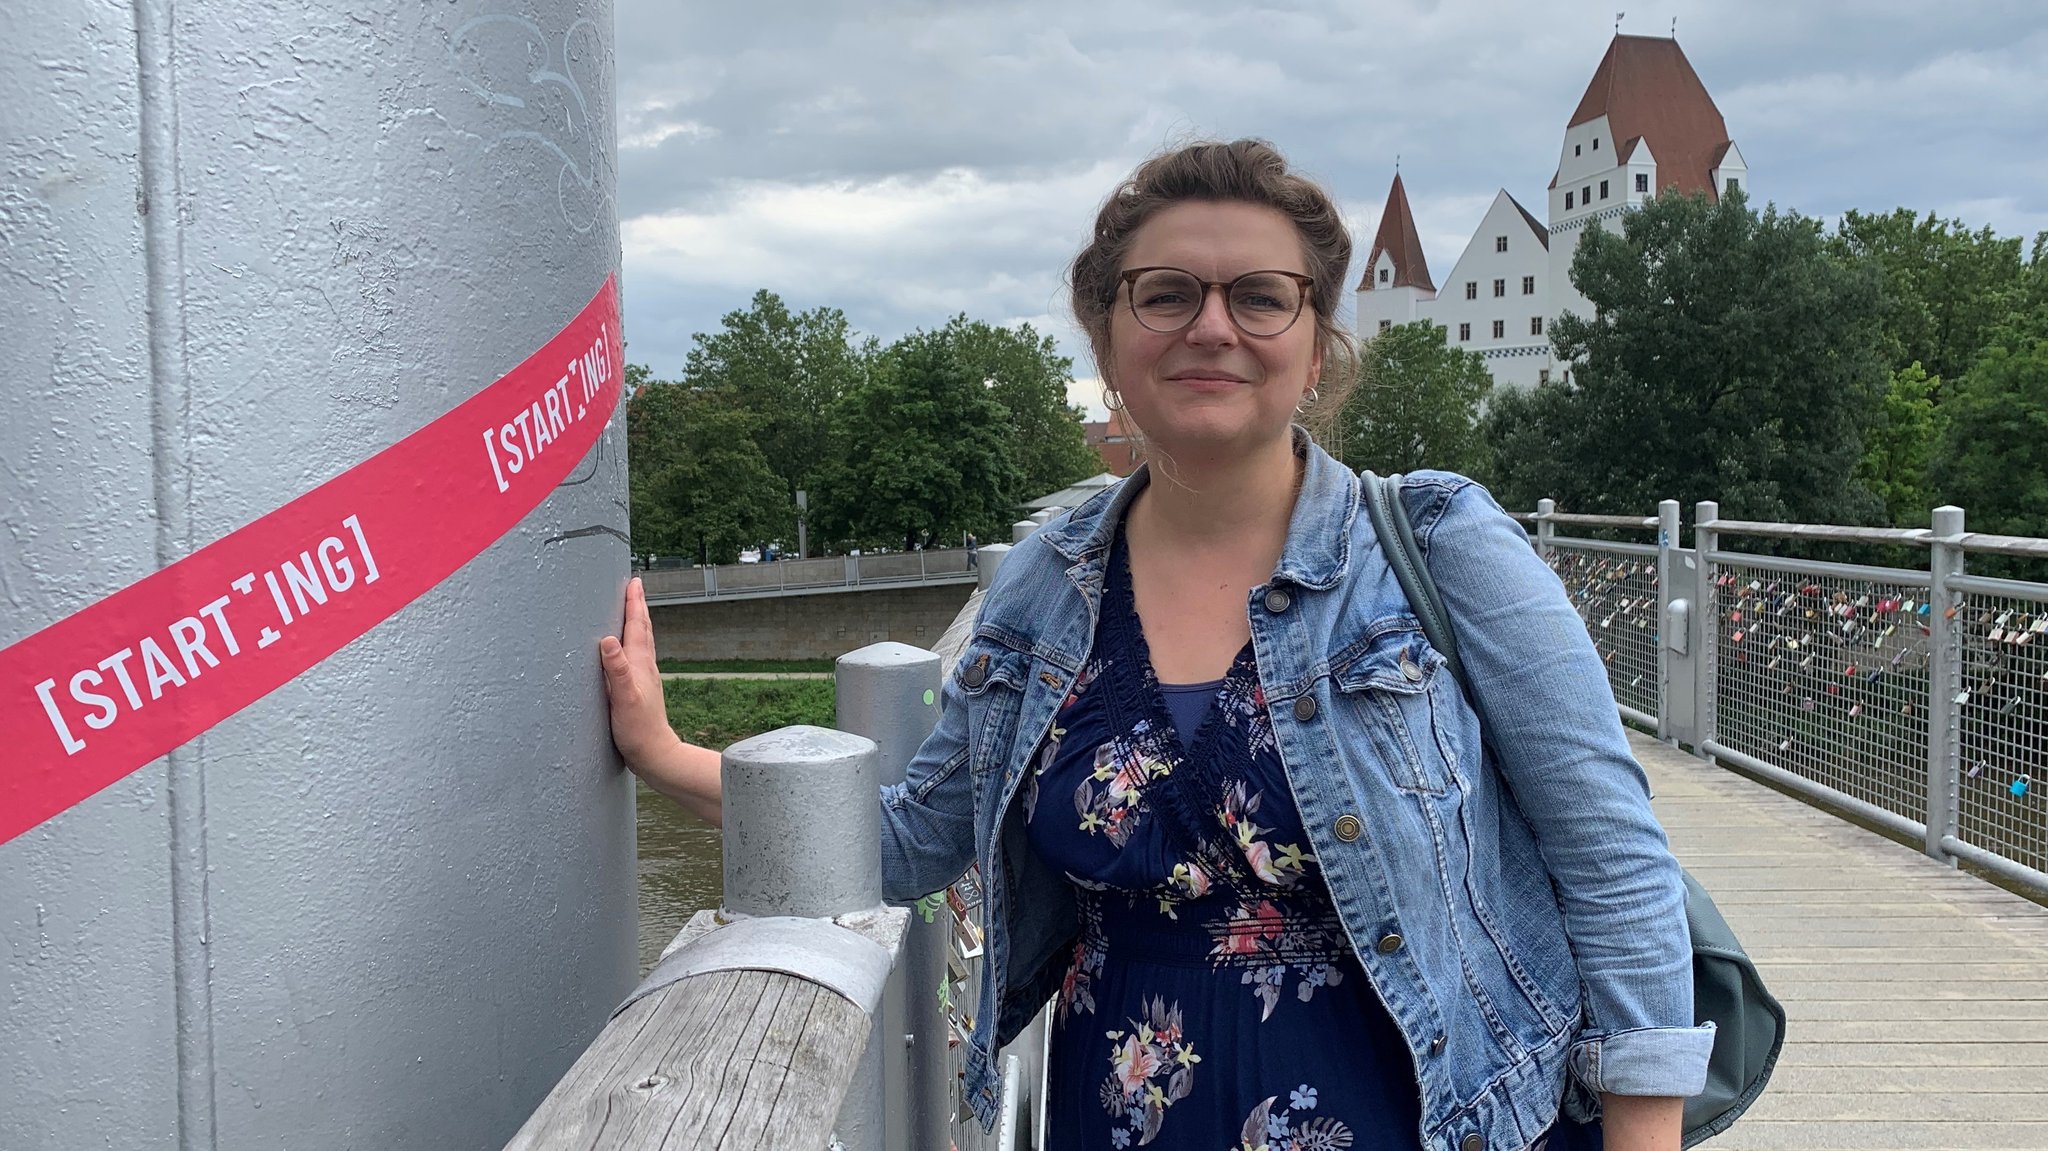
[1,274,622,845]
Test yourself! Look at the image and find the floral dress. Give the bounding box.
[1022,527,1600,1151]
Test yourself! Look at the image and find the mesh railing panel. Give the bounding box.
[1545,543,1660,719]
[1952,590,2048,874]
[1710,560,1932,827]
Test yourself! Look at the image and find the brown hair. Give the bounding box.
[1069,138,1359,446]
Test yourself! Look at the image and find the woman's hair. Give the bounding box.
[1069,138,1359,446]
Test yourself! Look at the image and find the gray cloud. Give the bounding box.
[612,0,2048,390]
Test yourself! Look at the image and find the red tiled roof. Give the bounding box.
[1561,35,1731,200]
[1508,193,1550,250]
[1357,173,1435,292]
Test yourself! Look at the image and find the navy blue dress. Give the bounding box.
[1021,527,1599,1150]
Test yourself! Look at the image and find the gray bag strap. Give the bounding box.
[1360,471,1470,700]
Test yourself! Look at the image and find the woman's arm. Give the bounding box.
[1601,1094,1684,1151]
[600,577,722,825]
[1403,475,1714,1112]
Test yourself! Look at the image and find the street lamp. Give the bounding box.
[795,489,808,560]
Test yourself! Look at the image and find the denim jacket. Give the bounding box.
[879,431,1715,1151]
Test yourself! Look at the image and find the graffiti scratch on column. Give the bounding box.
[543,524,631,548]
[449,14,612,232]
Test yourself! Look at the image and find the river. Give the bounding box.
[634,779,724,972]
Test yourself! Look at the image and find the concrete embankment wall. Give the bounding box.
[651,585,976,661]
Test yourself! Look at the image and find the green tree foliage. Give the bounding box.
[1933,333,2048,540]
[1491,189,1888,521]
[929,315,1102,500]
[1828,209,2029,387]
[1339,321,1492,476]
[681,291,869,506]
[1852,363,1945,528]
[626,376,790,563]
[813,328,1019,551]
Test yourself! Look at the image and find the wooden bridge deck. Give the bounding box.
[1635,732,2048,1150]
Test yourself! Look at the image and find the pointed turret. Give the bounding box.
[1358,173,1435,293]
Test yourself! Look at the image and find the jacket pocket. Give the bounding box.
[956,638,1035,781]
[1331,623,1463,795]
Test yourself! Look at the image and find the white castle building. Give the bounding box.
[1356,34,1748,391]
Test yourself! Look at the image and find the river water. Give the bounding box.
[634,779,723,972]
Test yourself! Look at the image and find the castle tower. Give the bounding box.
[1355,172,1437,337]
[1547,34,1746,322]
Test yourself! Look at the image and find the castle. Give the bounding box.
[1355,34,1748,391]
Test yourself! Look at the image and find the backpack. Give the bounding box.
[1360,472,1785,1148]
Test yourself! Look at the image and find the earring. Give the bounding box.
[1104,389,1124,412]
[1303,386,1321,405]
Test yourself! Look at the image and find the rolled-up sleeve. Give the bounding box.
[1408,473,1715,1100]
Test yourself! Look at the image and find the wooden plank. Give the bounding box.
[1629,734,2048,1151]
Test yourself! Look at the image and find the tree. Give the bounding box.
[1339,321,1492,476]
[681,291,869,504]
[1492,188,1889,521]
[1852,363,1945,527]
[1828,209,2029,388]
[626,374,790,563]
[928,315,1101,502]
[1933,333,2048,541]
[813,329,1018,551]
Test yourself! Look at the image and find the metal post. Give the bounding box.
[720,725,887,1149]
[1655,499,1681,742]
[1012,519,1037,544]
[1694,501,1720,758]
[1536,498,1556,561]
[837,644,947,1151]
[1925,505,1966,865]
[976,543,1012,593]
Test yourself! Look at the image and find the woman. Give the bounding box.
[602,140,1712,1151]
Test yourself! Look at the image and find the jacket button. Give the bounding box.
[1376,933,1404,955]
[1264,588,1292,614]
[1461,1136,1483,1151]
[1429,1034,1446,1057]
[1293,696,1317,722]
[1400,657,1424,682]
[961,657,988,688]
[1332,814,1363,842]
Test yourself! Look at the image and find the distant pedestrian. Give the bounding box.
[966,531,979,569]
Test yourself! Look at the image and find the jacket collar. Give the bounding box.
[1036,424,1357,591]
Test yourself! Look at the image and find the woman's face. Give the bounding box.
[1107,200,1322,462]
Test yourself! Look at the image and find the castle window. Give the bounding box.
[1574,143,1582,156]
[1465,281,1478,300]
[1539,368,1551,385]
[1726,177,1741,194]
[1493,278,1505,297]
[1492,320,1505,339]
[1531,316,1544,336]
[1566,191,1574,209]
[1582,185,1591,204]
[1593,137,1600,150]
[1600,180,1609,200]
[1522,275,1536,294]
[1495,235,1508,253]
[1379,267,1389,283]
[1635,173,1649,194]
[1378,319,1391,334]
[1458,323,1471,342]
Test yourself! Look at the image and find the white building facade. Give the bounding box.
[1357,34,1748,393]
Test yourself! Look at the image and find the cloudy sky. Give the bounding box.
[611,0,2048,418]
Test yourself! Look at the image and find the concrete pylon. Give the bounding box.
[1,4,630,1149]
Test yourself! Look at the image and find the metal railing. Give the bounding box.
[638,548,982,603]
[1520,498,2048,899]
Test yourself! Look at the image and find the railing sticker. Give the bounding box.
[2,275,622,845]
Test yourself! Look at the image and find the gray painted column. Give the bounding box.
[1693,502,1721,757]
[1925,505,1966,864]
[2,4,630,1150]
[1655,499,1682,742]
[837,643,947,1151]
[1535,498,1556,561]
[720,726,886,1149]
[977,543,1012,593]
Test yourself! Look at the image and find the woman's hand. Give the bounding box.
[601,577,723,825]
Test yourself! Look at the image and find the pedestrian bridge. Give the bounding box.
[637,547,979,605]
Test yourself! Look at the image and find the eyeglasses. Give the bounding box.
[1118,267,1316,337]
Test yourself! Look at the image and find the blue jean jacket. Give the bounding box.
[879,431,1714,1150]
